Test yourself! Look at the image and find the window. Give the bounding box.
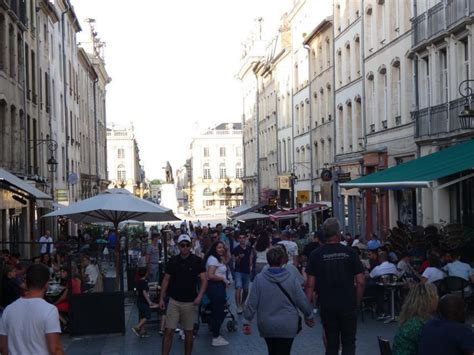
[421,56,430,108]
[439,48,448,104]
[203,163,211,179]
[236,164,243,178]
[203,147,209,157]
[117,164,126,181]
[117,148,125,159]
[203,188,213,196]
[391,60,401,121]
[219,163,226,179]
[204,200,215,207]
[219,147,226,157]
[460,38,469,82]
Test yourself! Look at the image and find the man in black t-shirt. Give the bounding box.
[233,232,253,314]
[159,234,207,355]
[305,218,365,355]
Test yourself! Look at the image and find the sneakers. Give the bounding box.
[237,305,243,314]
[140,331,151,338]
[212,336,229,346]
[131,326,140,337]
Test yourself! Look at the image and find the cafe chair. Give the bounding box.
[377,336,393,355]
[435,276,469,298]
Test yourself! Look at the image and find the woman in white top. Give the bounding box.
[421,256,446,284]
[254,233,271,274]
[205,241,230,347]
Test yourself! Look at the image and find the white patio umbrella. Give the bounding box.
[234,211,269,222]
[43,188,180,227]
[42,188,179,291]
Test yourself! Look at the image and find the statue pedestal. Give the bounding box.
[160,184,178,213]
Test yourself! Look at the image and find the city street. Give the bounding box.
[62,292,397,355]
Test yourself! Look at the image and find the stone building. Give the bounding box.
[106,123,142,195]
[189,123,243,215]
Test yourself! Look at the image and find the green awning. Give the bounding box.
[340,139,474,189]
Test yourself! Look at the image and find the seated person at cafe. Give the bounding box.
[421,256,446,284]
[419,294,474,355]
[367,248,380,272]
[1,265,22,308]
[81,256,99,292]
[443,250,474,282]
[54,267,81,327]
[369,251,399,279]
[397,252,420,280]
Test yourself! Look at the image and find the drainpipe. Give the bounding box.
[304,44,314,205]
[241,95,246,203]
[360,0,367,237]
[93,77,99,192]
[61,0,70,198]
[412,0,423,225]
[253,64,261,204]
[21,25,28,176]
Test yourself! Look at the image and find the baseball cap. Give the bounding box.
[367,239,381,250]
[177,234,191,244]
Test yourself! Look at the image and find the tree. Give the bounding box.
[150,179,163,185]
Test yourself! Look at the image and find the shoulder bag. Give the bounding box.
[275,282,303,334]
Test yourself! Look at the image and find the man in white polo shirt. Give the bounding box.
[370,251,400,279]
[0,264,63,355]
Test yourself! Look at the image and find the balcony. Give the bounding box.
[413,98,465,138]
[412,0,474,49]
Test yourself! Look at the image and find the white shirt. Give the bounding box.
[422,267,445,283]
[206,255,227,280]
[39,236,54,254]
[277,240,298,265]
[255,250,268,264]
[443,260,473,281]
[0,298,61,355]
[370,261,400,279]
[85,264,99,285]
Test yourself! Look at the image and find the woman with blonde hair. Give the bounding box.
[392,283,439,355]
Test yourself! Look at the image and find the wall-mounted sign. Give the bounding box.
[56,189,69,202]
[279,176,290,190]
[337,172,351,183]
[320,169,333,182]
[297,190,309,203]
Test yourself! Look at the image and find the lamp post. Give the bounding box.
[30,138,58,199]
[458,79,474,129]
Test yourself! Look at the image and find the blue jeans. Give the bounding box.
[206,281,226,338]
[234,272,250,290]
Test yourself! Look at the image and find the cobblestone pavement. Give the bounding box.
[63,295,398,355]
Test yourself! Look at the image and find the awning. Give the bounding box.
[234,212,269,222]
[0,168,52,200]
[341,139,474,189]
[228,204,251,215]
[232,202,267,218]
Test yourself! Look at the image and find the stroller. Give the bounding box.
[196,294,238,333]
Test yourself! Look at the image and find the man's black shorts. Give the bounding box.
[137,302,151,320]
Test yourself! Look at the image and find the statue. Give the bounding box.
[165,161,174,184]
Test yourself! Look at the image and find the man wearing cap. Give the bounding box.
[146,232,161,283]
[160,234,207,355]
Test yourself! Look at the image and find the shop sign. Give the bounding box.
[279,176,290,190]
[337,172,351,183]
[297,190,309,203]
[56,189,69,202]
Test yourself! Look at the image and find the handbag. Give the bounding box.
[275,282,303,334]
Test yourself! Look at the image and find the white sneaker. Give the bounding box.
[212,336,229,346]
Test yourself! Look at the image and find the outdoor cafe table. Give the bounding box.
[45,283,65,303]
[376,280,405,323]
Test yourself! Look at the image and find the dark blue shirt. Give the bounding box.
[419,317,474,355]
[233,245,252,274]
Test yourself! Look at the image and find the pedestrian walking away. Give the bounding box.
[233,231,252,314]
[205,240,231,347]
[305,218,366,355]
[244,246,315,355]
[0,264,64,355]
[159,234,207,355]
[132,267,158,338]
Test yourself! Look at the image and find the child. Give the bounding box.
[132,267,157,338]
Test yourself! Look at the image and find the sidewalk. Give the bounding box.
[63,294,398,355]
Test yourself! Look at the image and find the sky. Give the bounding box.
[72,0,293,180]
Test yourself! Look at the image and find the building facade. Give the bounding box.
[106,123,142,195]
[0,0,109,252]
[189,123,243,214]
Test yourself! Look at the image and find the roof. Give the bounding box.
[341,139,474,189]
[214,122,242,130]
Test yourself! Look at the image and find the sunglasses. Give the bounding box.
[179,243,191,248]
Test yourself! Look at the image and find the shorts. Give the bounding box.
[137,302,151,320]
[165,298,197,331]
[234,272,250,290]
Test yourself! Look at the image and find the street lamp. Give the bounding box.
[458,79,474,130]
[30,138,58,198]
[46,156,58,173]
